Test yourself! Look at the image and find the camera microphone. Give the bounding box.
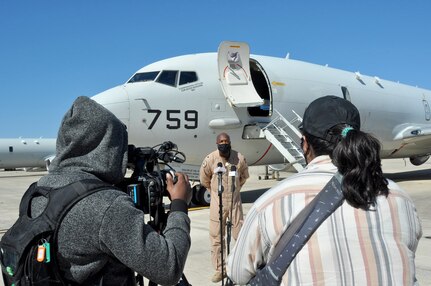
[161,141,177,151]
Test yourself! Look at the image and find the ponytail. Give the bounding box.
[304,124,389,210]
[331,125,388,210]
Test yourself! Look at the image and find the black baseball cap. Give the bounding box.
[299,95,361,140]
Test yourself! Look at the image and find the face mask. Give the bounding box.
[217,143,231,155]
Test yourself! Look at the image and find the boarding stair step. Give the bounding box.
[262,109,305,172]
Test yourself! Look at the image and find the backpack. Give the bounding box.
[0,179,114,286]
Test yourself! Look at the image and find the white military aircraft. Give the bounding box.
[0,138,56,170]
[91,41,431,205]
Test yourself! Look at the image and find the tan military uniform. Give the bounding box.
[199,149,249,273]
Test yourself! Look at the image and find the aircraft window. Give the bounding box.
[128,71,160,83]
[156,70,178,87]
[179,71,198,85]
[9,146,13,152]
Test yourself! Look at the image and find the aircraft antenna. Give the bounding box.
[374,76,384,88]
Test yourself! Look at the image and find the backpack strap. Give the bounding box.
[48,179,115,229]
[248,173,345,286]
[49,179,118,284]
[18,182,40,217]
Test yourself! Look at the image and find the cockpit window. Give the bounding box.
[127,70,198,87]
[128,71,159,83]
[179,71,198,85]
[156,70,178,87]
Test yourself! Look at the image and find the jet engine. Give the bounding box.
[409,155,430,166]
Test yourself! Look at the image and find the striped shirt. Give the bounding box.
[227,155,422,285]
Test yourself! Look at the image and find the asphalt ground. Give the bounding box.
[0,159,430,285]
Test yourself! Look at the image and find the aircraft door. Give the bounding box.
[217,41,264,107]
[247,59,272,117]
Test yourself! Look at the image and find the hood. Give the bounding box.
[39,96,128,187]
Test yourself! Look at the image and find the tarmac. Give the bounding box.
[0,159,430,285]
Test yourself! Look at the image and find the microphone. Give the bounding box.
[216,162,224,195]
[214,162,226,174]
[229,165,236,193]
[160,141,177,151]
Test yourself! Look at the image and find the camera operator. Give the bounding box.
[31,96,191,285]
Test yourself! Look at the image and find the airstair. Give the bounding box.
[262,109,306,172]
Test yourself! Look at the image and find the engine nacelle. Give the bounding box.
[409,155,430,166]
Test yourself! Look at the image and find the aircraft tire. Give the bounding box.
[191,185,201,205]
[197,186,210,206]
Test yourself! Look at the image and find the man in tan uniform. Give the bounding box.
[200,132,249,283]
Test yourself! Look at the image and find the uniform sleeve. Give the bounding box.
[227,204,266,285]
[199,156,212,189]
[99,194,191,286]
[239,157,249,187]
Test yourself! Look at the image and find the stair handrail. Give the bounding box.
[262,109,306,171]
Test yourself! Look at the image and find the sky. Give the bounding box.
[1,1,430,138]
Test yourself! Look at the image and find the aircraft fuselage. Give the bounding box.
[92,52,431,173]
[0,138,56,169]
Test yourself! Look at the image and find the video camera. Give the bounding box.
[123,141,186,219]
[122,143,191,285]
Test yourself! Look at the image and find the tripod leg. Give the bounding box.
[176,273,192,286]
[225,277,234,286]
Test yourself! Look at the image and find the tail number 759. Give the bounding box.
[147,109,198,130]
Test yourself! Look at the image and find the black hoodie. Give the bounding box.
[34,96,191,285]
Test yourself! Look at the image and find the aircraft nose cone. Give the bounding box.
[91,85,130,127]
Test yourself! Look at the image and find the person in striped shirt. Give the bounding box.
[227,95,422,285]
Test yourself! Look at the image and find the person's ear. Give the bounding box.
[301,136,308,154]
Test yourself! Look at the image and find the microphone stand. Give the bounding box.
[217,163,225,286]
[225,166,236,286]
[226,165,236,256]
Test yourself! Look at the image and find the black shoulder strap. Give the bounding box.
[17,179,114,224]
[49,179,117,284]
[18,182,39,216]
[248,173,345,286]
[48,179,115,229]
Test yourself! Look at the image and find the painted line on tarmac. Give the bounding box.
[189,206,210,211]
